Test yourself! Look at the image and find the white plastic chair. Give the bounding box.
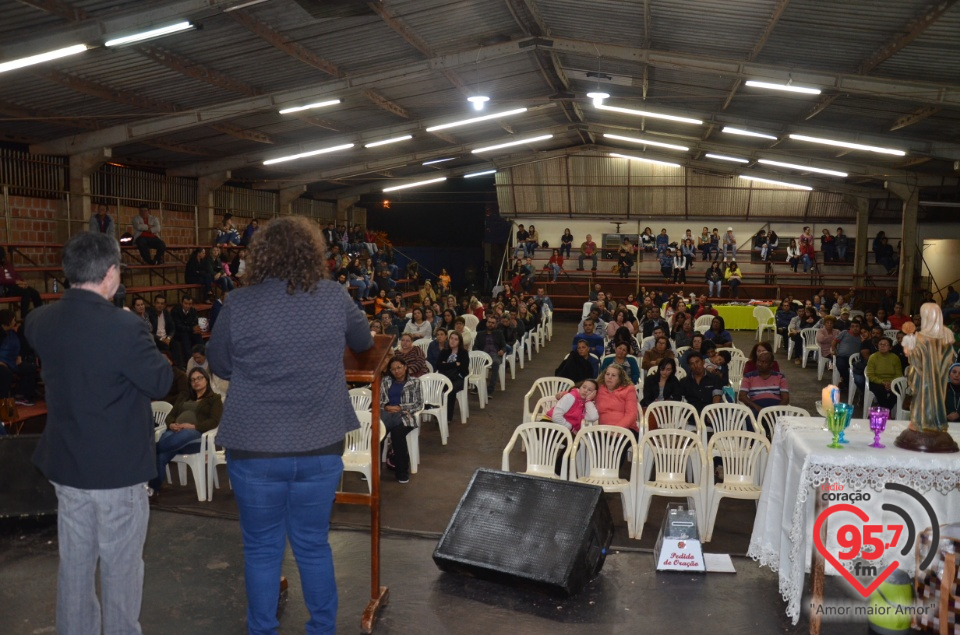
[674,346,690,358]
[523,377,574,422]
[727,356,747,393]
[800,327,820,369]
[342,412,386,493]
[891,376,910,420]
[700,402,756,441]
[756,405,810,439]
[462,314,479,331]
[349,387,372,412]
[694,315,715,333]
[847,353,861,408]
[753,306,775,341]
[884,329,901,341]
[636,428,708,542]
[582,301,594,319]
[704,430,770,542]
[151,401,173,441]
[644,401,702,436]
[530,395,559,422]
[417,373,453,445]
[544,308,554,340]
[640,335,654,350]
[646,364,685,380]
[626,305,639,318]
[728,348,746,359]
[817,347,831,381]
[413,338,432,358]
[502,422,573,480]
[504,338,520,378]
[205,428,229,500]
[571,426,639,538]
[467,351,493,409]
[170,430,216,502]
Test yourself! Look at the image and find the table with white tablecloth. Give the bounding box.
[747,416,960,626]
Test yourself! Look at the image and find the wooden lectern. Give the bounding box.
[340,334,393,633]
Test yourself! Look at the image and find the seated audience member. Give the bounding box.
[403,307,432,341]
[473,315,506,396]
[866,337,902,410]
[436,332,470,421]
[875,236,899,274]
[705,261,723,297]
[680,334,705,374]
[891,330,910,371]
[579,307,606,335]
[572,318,605,358]
[694,298,719,320]
[874,308,892,330]
[888,302,912,331]
[606,326,642,357]
[744,342,780,374]
[789,307,819,363]
[0,310,38,407]
[186,344,229,396]
[679,352,723,416]
[556,340,600,383]
[0,247,43,316]
[148,367,223,498]
[605,309,636,338]
[739,352,790,416]
[775,299,797,344]
[535,287,554,312]
[380,312,400,337]
[595,365,638,433]
[618,248,634,279]
[704,344,730,386]
[672,314,696,348]
[545,379,599,434]
[577,234,598,271]
[499,315,519,351]
[88,203,115,235]
[642,336,675,370]
[641,307,671,339]
[724,261,743,298]
[215,213,241,246]
[703,316,733,348]
[148,295,175,352]
[601,341,641,385]
[396,333,428,378]
[170,295,202,369]
[453,317,474,351]
[641,358,682,409]
[816,316,838,360]
[834,308,851,332]
[641,327,670,354]
[946,363,960,423]
[374,289,397,317]
[132,205,166,265]
[829,294,851,317]
[831,321,863,389]
[380,356,423,484]
[658,250,673,280]
[427,328,447,368]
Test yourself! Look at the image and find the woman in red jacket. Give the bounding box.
[595,364,639,434]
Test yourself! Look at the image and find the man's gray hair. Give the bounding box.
[63,232,121,285]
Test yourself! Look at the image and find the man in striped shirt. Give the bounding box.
[739,352,790,416]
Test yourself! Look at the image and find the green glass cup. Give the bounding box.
[826,405,847,449]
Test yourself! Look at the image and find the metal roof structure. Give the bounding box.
[1,0,958,205]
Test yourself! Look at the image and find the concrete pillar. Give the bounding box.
[67,148,111,241]
[337,196,359,226]
[197,171,231,244]
[884,180,920,314]
[278,185,306,217]
[846,195,870,281]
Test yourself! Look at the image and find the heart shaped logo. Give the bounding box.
[813,503,899,598]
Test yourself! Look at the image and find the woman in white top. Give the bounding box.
[402,307,433,341]
[672,247,687,284]
[786,238,802,272]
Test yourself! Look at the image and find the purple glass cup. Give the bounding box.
[868,406,890,448]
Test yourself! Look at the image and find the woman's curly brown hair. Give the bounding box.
[245,216,329,294]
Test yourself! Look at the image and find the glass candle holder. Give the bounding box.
[835,403,853,444]
[868,406,890,449]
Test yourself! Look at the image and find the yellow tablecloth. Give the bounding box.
[714,305,759,331]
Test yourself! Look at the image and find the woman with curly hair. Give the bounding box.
[207,216,372,633]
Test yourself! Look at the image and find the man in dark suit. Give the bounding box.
[27,232,171,635]
[473,314,507,397]
[147,294,175,351]
[169,295,202,368]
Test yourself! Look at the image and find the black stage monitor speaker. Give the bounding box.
[433,469,614,596]
[0,435,57,518]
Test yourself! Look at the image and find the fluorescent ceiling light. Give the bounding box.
[722,127,777,141]
[472,134,553,154]
[278,99,340,115]
[104,22,194,47]
[745,80,821,95]
[225,0,270,11]
[0,44,87,74]
[364,135,412,148]
[467,96,490,111]
[383,176,447,193]
[422,157,456,165]
[464,170,496,178]
[739,175,812,191]
[587,91,610,107]
[596,103,702,125]
[263,143,353,165]
[757,158,847,177]
[609,152,681,168]
[788,134,906,156]
[705,153,749,164]
[603,133,688,152]
[426,108,527,132]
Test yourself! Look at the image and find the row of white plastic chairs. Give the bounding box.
[501,421,777,543]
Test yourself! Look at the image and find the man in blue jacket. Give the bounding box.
[28,232,172,635]
[572,318,605,358]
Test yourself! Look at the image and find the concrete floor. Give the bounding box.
[0,319,874,634]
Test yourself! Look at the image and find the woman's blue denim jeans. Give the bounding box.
[228,454,343,635]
